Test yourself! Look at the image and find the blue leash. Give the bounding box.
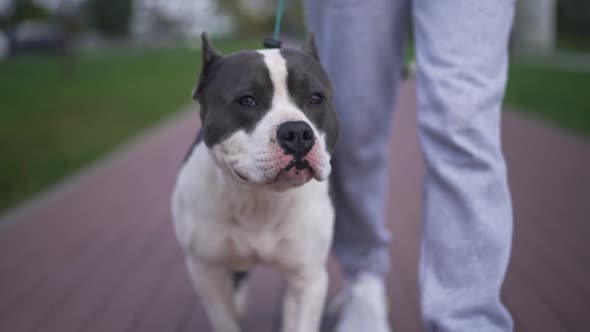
[273,0,285,40]
[264,0,285,48]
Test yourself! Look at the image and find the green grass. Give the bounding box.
[0,38,260,213]
[557,36,590,53]
[505,62,590,136]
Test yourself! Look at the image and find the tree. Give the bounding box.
[86,0,133,37]
[558,0,590,39]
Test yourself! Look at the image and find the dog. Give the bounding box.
[171,33,339,332]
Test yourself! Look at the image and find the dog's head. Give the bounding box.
[193,33,338,191]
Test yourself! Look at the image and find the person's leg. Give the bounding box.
[304,1,409,331]
[412,1,515,332]
[305,0,409,281]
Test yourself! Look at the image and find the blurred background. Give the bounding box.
[0,1,589,332]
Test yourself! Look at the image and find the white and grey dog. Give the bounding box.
[171,33,339,332]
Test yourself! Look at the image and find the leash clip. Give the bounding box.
[263,37,282,49]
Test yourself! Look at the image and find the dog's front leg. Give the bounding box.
[281,268,328,332]
[186,258,240,332]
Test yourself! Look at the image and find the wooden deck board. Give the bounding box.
[1,82,589,331]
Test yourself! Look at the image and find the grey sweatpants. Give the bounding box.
[304,1,515,331]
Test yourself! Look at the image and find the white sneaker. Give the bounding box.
[332,273,392,332]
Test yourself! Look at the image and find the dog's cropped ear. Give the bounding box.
[201,32,222,65]
[302,34,319,62]
[193,32,223,100]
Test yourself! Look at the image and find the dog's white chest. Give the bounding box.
[217,224,281,266]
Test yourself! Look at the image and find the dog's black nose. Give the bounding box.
[276,121,315,158]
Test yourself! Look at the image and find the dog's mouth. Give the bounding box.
[231,158,315,187]
[272,159,314,186]
[233,169,249,181]
[284,158,313,172]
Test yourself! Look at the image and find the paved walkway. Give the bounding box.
[1,82,589,332]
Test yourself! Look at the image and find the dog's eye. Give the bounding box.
[238,95,257,107]
[309,93,323,105]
